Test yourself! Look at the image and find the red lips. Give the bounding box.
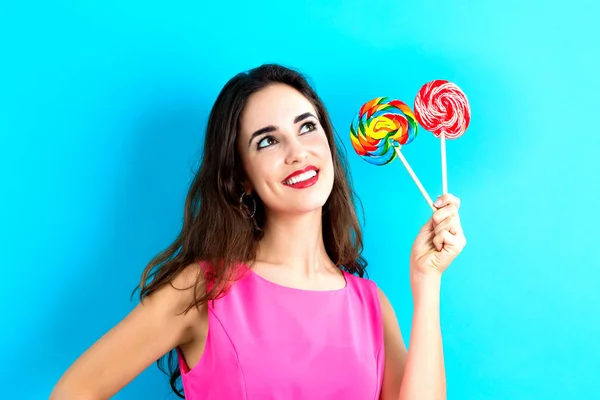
[282,165,319,183]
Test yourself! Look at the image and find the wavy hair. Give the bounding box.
[132,63,367,397]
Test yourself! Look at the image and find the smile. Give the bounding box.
[282,166,320,189]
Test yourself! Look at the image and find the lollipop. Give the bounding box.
[350,97,435,210]
[414,80,470,194]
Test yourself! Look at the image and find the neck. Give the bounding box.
[255,208,333,276]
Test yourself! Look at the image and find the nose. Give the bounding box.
[284,136,309,165]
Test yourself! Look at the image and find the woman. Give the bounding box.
[51,63,466,399]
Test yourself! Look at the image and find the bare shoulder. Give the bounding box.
[375,286,403,336]
[136,262,209,352]
[376,286,408,400]
[152,262,207,316]
[377,287,394,316]
[131,262,206,339]
[50,262,206,400]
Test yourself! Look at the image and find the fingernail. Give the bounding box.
[434,198,443,207]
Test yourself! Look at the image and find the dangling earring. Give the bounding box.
[239,192,256,218]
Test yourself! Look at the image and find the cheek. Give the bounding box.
[314,140,335,187]
[317,140,334,170]
[245,154,284,189]
[240,155,265,191]
[308,133,332,159]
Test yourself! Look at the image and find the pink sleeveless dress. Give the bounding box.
[176,266,384,399]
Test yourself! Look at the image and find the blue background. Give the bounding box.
[1,1,599,399]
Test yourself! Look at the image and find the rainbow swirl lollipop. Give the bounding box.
[350,97,434,210]
[350,97,418,166]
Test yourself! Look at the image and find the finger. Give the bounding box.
[432,204,458,226]
[434,193,461,210]
[433,229,461,252]
[434,215,462,236]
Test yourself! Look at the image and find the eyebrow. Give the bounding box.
[248,112,317,147]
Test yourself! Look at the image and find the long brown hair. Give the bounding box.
[132,63,367,397]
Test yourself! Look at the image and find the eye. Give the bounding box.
[300,121,317,134]
[257,135,277,149]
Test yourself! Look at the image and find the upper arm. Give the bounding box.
[50,264,206,400]
[378,287,408,400]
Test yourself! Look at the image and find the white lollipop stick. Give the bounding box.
[393,147,435,211]
[441,131,447,195]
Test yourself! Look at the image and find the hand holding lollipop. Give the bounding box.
[414,80,470,194]
[350,97,435,210]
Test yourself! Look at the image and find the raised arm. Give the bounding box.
[380,193,465,400]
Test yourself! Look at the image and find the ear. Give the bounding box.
[241,179,253,195]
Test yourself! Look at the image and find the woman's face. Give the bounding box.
[236,83,335,216]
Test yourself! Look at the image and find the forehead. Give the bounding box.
[239,83,317,135]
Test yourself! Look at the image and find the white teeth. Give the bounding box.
[285,170,317,185]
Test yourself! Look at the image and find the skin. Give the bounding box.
[236,83,340,290]
[50,83,465,400]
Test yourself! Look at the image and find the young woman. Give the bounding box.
[50,63,466,400]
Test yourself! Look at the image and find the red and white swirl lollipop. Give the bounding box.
[414,80,470,195]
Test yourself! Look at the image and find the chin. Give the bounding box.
[287,191,330,214]
[264,172,334,215]
[268,186,331,216]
